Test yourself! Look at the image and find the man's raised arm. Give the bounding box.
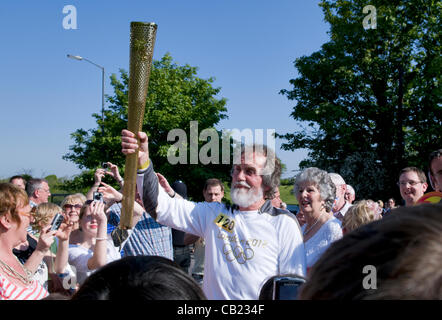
[121,129,159,220]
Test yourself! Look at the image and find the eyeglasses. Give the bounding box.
[397,180,423,187]
[63,204,82,210]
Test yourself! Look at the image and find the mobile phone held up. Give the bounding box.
[50,213,64,231]
[272,276,306,300]
[93,191,104,202]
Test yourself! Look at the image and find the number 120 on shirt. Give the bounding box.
[214,213,235,233]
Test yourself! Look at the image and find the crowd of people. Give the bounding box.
[1,140,441,300]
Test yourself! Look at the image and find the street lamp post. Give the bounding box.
[67,54,105,135]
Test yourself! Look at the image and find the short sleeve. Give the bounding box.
[68,245,93,274]
[108,203,122,227]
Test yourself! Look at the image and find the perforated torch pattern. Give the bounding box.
[121,22,157,229]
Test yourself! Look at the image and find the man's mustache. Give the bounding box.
[233,181,251,189]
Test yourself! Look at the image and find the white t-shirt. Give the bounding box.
[191,238,205,276]
[333,201,352,221]
[68,233,129,285]
[154,186,306,300]
[302,217,343,270]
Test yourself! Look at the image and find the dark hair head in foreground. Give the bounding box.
[71,255,206,300]
[299,203,442,300]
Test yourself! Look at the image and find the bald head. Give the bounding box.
[329,173,347,211]
[345,184,355,204]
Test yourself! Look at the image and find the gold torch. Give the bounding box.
[113,22,157,244]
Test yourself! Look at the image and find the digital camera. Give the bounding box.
[93,191,104,202]
[50,213,64,231]
[272,276,306,300]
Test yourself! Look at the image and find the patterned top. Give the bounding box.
[108,203,173,260]
[302,217,343,270]
[0,273,48,300]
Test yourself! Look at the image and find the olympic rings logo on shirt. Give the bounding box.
[222,243,254,264]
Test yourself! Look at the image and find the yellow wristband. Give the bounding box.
[138,158,150,170]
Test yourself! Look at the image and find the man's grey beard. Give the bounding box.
[230,183,264,209]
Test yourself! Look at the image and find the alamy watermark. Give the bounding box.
[363,5,377,30]
[62,5,77,29]
[167,121,276,175]
[61,265,78,291]
[362,265,377,290]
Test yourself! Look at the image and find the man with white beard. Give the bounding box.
[121,129,306,300]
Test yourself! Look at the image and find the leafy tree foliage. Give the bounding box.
[278,0,441,200]
[62,54,231,200]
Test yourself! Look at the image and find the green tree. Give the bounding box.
[278,0,441,201]
[62,54,231,200]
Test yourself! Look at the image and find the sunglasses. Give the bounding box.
[63,204,83,210]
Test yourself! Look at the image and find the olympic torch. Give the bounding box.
[119,22,157,231]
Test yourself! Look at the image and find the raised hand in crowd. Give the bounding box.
[24,225,57,274]
[98,182,144,223]
[86,168,107,200]
[94,168,106,185]
[156,173,182,199]
[53,221,73,274]
[85,200,108,271]
[98,181,123,210]
[104,162,124,188]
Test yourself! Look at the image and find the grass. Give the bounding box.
[279,185,298,205]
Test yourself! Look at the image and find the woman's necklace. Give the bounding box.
[0,256,33,286]
[303,211,326,237]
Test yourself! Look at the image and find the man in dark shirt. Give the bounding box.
[170,180,192,274]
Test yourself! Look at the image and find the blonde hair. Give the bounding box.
[61,193,87,208]
[32,202,62,232]
[342,200,381,233]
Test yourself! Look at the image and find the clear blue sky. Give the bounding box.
[0,0,330,180]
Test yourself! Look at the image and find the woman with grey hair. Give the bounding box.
[294,167,342,273]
